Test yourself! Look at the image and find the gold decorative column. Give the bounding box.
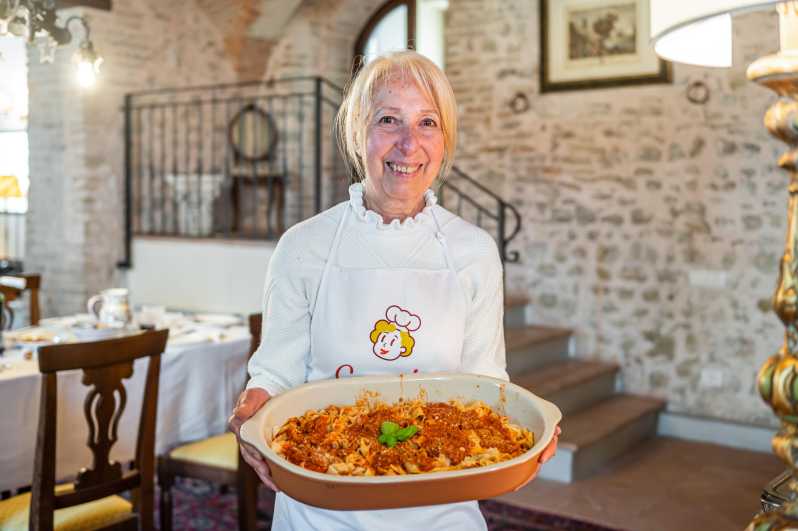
[749,4,798,529]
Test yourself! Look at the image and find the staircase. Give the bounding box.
[504,296,665,483]
[438,166,664,482]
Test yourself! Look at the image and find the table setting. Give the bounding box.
[0,287,255,494]
[2,294,249,354]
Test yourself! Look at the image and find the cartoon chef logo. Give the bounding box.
[369,305,421,361]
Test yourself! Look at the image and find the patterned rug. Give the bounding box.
[160,479,621,530]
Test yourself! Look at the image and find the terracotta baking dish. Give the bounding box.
[239,372,562,510]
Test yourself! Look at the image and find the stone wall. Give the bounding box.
[445,2,784,428]
[261,0,785,427]
[26,0,238,316]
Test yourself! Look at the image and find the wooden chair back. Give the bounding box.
[232,313,262,530]
[248,313,262,359]
[0,273,41,326]
[158,314,262,531]
[31,329,169,531]
[0,302,13,331]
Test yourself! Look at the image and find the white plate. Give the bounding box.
[71,327,125,341]
[192,313,241,327]
[5,327,58,345]
[39,314,94,328]
[168,331,212,346]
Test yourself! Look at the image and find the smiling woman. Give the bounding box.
[229,50,560,531]
[335,51,457,222]
[363,78,444,218]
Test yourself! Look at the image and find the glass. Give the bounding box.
[137,305,166,330]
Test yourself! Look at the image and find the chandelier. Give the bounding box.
[0,0,102,87]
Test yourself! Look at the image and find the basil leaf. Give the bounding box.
[385,435,398,448]
[381,421,400,435]
[378,433,388,444]
[396,425,419,441]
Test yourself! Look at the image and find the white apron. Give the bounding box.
[271,204,487,530]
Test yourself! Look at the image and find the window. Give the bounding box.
[0,36,29,264]
[355,0,448,70]
[0,36,29,214]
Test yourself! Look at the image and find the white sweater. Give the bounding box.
[247,183,508,394]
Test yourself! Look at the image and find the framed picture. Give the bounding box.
[540,0,671,92]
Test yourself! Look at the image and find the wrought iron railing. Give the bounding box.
[440,166,522,263]
[118,78,522,267]
[118,77,346,268]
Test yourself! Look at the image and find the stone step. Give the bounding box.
[505,325,572,375]
[512,359,619,416]
[504,293,530,328]
[538,394,666,482]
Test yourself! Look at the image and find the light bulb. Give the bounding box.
[76,59,96,87]
[73,41,102,89]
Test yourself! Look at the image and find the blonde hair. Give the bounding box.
[335,50,457,184]
[369,320,415,357]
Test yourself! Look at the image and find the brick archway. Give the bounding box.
[264,0,386,85]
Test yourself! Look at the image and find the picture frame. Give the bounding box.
[540,0,671,92]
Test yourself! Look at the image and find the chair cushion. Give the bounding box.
[0,483,132,531]
[168,432,239,471]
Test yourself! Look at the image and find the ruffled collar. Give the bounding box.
[348,182,438,230]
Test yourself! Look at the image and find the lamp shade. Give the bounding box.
[650,0,781,67]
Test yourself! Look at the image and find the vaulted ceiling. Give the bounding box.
[194,0,303,79]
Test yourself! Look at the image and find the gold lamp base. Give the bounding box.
[747,9,798,528]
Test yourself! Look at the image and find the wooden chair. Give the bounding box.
[0,329,169,531]
[158,313,261,531]
[0,273,41,327]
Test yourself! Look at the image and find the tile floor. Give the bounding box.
[498,436,784,531]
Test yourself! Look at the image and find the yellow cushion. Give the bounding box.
[0,483,132,531]
[169,432,238,471]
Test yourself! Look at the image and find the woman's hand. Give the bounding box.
[514,425,561,491]
[539,425,561,464]
[228,387,279,491]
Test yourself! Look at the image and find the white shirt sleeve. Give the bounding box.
[246,232,313,396]
[458,236,509,381]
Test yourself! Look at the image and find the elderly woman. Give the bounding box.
[230,50,560,530]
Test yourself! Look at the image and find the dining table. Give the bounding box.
[0,310,252,494]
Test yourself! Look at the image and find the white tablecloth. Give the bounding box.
[0,319,250,493]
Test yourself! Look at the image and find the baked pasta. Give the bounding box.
[270,395,535,476]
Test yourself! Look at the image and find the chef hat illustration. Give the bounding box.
[385,305,421,332]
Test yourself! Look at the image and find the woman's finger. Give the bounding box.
[245,455,275,489]
[249,457,279,491]
[239,443,280,491]
[539,425,561,464]
[259,469,279,492]
[514,426,563,491]
[228,388,279,490]
[240,442,263,462]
